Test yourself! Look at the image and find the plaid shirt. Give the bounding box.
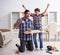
[31,14,44,28]
[16,17,33,41]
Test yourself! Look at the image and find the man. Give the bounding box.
[14,10,34,52]
[22,4,50,50]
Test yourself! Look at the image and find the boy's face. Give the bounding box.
[35,11,40,15]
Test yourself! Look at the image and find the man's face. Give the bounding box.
[25,12,30,18]
[35,11,40,15]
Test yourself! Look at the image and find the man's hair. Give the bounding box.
[34,8,40,12]
[24,10,30,14]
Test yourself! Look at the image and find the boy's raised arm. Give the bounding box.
[42,4,50,15]
[22,4,34,17]
[22,4,27,10]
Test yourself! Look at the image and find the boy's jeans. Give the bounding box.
[33,27,43,49]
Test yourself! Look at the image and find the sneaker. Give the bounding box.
[40,48,43,50]
[0,46,2,48]
[35,48,39,51]
[15,44,20,48]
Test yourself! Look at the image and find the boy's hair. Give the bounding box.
[24,10,30,14]
[34,8,40,12]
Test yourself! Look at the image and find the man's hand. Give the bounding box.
[14,20,25,28]
[19,20,25,24]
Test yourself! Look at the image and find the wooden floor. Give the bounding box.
[0,36,60,55]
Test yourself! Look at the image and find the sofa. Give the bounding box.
[0,29,12,47]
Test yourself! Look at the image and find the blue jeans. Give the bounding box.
[33,27,43,48]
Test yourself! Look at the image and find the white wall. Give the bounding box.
[0,0,60,29]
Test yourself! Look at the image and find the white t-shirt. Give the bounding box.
[29,16,33,21]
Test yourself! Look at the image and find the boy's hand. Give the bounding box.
[22,4,26,10]
[47,4,50,7]
[22,4,25,8]
[22,5,24,7]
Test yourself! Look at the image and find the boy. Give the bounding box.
[22,4,50,50]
